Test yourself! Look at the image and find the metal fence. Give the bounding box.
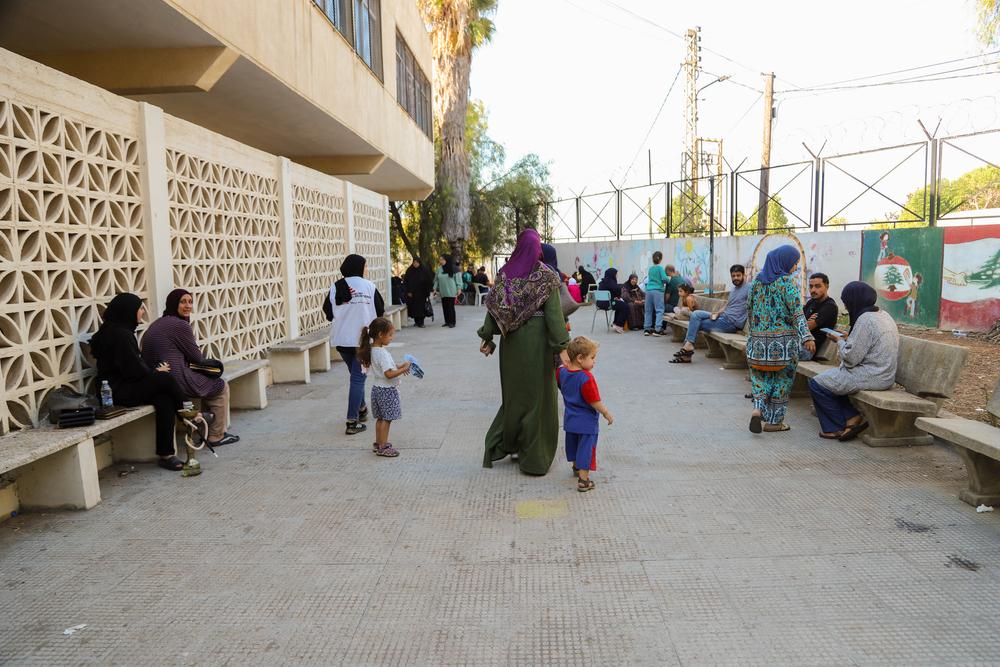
[543,127,1000,241]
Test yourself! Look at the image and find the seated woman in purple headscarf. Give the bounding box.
[142,289,240,447]
[479,229,570,475]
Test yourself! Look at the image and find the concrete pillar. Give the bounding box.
[18,438,101,510]
[345,181,356,254]
[138,103,175,316]
[110,413,159,462]
[383,194,392,300]
[277,157,300,340]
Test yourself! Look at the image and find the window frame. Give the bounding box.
[312,0,384,81]
[394,31,432,139]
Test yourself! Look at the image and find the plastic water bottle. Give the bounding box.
[100,380,113,408]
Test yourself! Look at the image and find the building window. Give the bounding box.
[313,0,383,80]
[312,0,352,44]
[395,32,432,139]
[353,0,383,79]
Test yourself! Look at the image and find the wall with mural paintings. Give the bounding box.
[940,225,1000,331]
[553,231,862,300]
[861,228,943,328]
[550,226,1000,331]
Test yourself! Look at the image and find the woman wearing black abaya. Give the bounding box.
[402,258,433,327]
[578,265,597,301]
[89,293,191,470]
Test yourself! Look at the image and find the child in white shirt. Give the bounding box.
[358,317,410,457]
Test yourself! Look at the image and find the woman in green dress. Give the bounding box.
[479,229,569,475]
[746,245,816,433]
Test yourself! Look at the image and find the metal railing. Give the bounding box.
[542,127,1000,241]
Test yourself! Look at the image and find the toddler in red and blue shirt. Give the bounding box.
[557,336,614,492]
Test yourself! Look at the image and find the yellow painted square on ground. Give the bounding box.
[515,499,569,519]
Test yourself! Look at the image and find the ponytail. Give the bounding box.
[358,317,393,368]
[358,326,373,368]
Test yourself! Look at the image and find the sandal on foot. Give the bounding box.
[158,455,184,471]
[345,421,367,435]
[763,423,791,432]
[577,479,595,492]
[839,422,869,442]
[374,443,399,457]
[669,355,691,364]
[208,432,240,447]
[819,431,843,440]
[673,348,693,358]
[749,414,763,434]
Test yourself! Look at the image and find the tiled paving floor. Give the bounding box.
[2,306,1000,665]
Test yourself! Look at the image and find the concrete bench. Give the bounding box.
[385,304,405,329]
[662,296,727,348]
[0,406,155,514]
[796,335,968,447]
[916,377,1000,507]
[705,331,749,369]
[708,328,839,371]
[222,358,270,410]
[268,328,332,384]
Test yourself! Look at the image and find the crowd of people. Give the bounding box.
[87,233,899,489]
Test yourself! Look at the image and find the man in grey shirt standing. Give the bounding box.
[671,265,749,363]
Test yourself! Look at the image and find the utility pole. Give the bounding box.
[756,72,775,234]
[681,27,701,234]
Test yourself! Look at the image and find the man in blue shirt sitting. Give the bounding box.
[670,264,749,364]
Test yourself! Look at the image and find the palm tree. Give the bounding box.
[418,0,497,265]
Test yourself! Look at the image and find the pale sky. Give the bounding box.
[470,0,996,209]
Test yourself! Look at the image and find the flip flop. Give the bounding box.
[158,455,184,471]
[819,432,843,440]
[839,422,869,442]
[763,423,791,432]
[749,414,763,434]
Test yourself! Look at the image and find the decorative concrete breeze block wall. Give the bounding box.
[0,49,391,435]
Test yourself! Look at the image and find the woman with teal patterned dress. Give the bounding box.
[746,246,816,433]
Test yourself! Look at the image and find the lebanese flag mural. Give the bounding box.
[874,254,913,301]
[940,225,1000,331]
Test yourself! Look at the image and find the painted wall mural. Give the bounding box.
[861,228,943,328]
[940,225,1000,331]
[551,226,1000,331]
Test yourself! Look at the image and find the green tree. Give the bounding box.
[888,165,1000,228]
[733,197,792,236]
[977,0,1000,46]
[390,101,552,268]
[417,0,498,265]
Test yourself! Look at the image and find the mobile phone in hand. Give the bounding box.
[820,327,843,337]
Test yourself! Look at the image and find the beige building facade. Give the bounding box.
[0,0,434,200]
[0,1,433,437]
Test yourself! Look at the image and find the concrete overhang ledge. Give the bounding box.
[29,46,239,95]
[292,155,388,176]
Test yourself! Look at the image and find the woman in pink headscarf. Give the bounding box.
[478,229,569,475]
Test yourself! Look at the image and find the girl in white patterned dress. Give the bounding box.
[358,317,410,457]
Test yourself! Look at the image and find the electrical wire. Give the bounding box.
[778,66,1000,94]
[701,69,763,94]
[617,64,684,185]
[783,50,1000,90]
[593,0,805,89]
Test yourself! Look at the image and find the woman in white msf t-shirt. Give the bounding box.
[328,254,385,435]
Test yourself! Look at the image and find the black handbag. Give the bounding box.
[424,298,434,320]
[44,386,98,427]
[189,358,224,378]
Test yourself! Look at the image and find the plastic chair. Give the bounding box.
[474,284,489,306]
[591,290,612,333]
[585,284,597,303]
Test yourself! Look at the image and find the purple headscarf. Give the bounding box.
[500,229,543,280]
[486,229,560,336]
[163,288,192,322]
